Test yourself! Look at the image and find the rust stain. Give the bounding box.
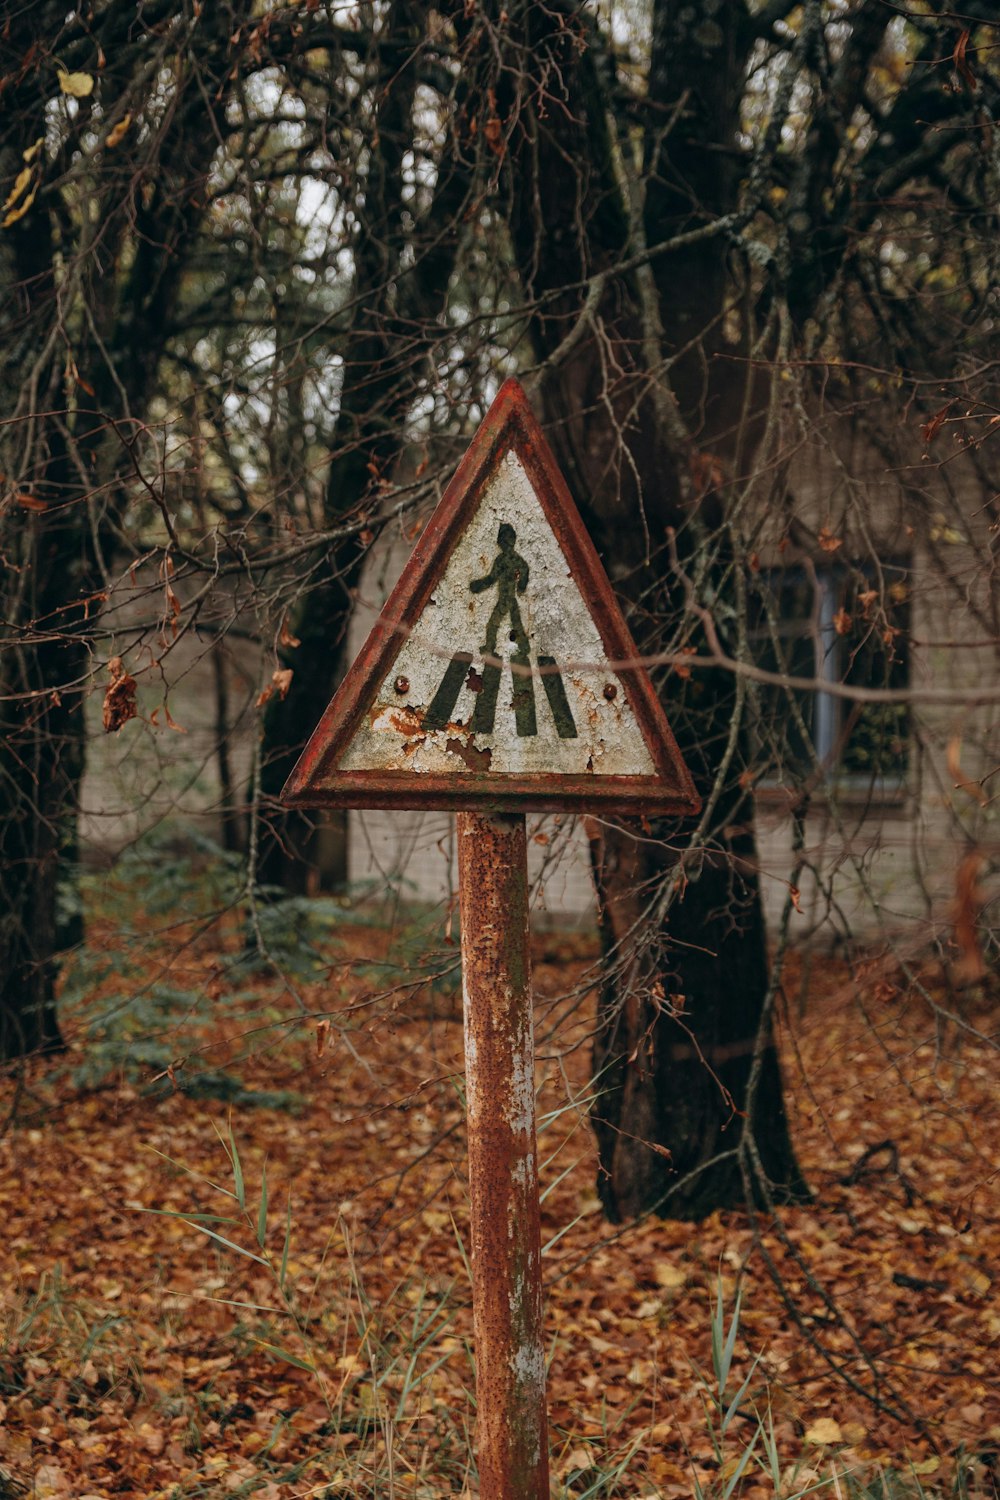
[458,812,548,1499]
[384,706,424,737]
[445,736,492,773]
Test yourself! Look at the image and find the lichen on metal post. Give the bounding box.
[457,810,549,1499]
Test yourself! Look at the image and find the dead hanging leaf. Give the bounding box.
[832,607,852,636]
[278,615,301,650]
[946,735,988,806]
[921,402,953,447]
[106,112,132,148]
[315,1020,330,1058]
[672,645,697,679]
[162,582,181,639]
[483,88,505,159]
[3,165,33,212]
[257,668,294,707]
[163,703,187,734]
[56,65,95,98]
[14,492,47,511]
[2,163,39,228]
[102,657,138,733]
[817,526,842,553]
[690,449,726,499]
[953,28,977,92]
[2,182,38,227]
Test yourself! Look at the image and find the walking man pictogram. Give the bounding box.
[424,523,578,740]
[471,523,530,659]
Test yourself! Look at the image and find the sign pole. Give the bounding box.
[457,810,549,1500]
[281,378,700,1495]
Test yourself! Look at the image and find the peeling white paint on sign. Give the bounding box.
[340,450,655,778]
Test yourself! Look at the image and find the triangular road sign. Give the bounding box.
[282,379,700,815]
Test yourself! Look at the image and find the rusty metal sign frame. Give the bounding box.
[283,377,699,814]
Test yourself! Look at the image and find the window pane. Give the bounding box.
[748,562,910,788]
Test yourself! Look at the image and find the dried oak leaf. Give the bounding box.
[102,656,137,733]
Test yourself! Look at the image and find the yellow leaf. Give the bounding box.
[3,165,32,212]
[805,1417,843,1445]
[653,1262,686,1289]
[57,66,95,98]
[22,137,44,164]
[911,1456,940,1476]
[559,1447,593,1477]
[106,113,132,148]
[2,180,38,228]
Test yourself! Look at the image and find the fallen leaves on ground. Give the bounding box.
[0,891,997,1498]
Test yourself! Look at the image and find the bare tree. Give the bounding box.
[1,2,995,1255]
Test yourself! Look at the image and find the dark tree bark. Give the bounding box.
[0,1,255,1060]
[495,0,808,1218]
[256,0,472,895]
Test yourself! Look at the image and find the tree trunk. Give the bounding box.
[498,0,808,1218]
[256,0,470,895]
[0,666,82,1059]
[0,0,255,1059]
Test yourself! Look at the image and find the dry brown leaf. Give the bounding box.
[2,175,38,227]
[102,657,137,733]
[3,165,32,213]
[804,1417,843,1445]
[106,113,132,148]
[57,67,95,97]
[946,736,988,806]
[953,28,976,92]
[278,615,301,649]
[921,403,953,446]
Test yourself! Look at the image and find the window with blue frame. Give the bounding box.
[747,560,910,788]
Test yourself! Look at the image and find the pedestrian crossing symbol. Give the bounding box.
[283,380,699,815]
[424,522,578,743]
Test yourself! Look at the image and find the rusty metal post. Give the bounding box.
[457,810,549,1499]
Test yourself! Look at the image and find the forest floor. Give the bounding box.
[0,854,997,1499]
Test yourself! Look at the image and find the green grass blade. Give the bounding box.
[254,1339,315,1373]
[256,1159,268,1248]
[229,1122,245,1211]
[279,1192,292,1290]
[184,1218,269,1265]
